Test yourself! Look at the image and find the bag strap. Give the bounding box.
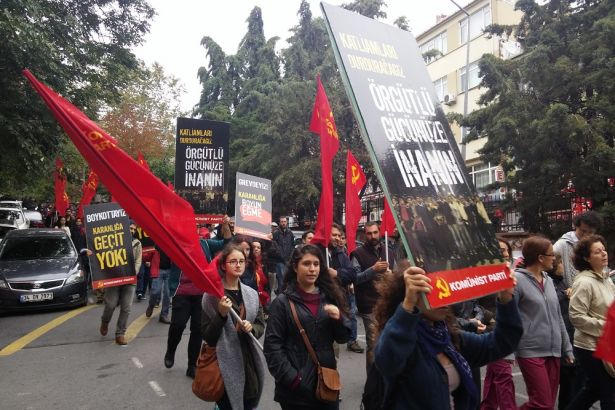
[289,299,321,367]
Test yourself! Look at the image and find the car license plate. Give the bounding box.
[20,293,53,302]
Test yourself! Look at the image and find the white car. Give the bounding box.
[0,208,29,239]
[0,200,23,209]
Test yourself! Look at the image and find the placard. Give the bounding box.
[321,3,511,307]
[234,172,272,240]
[84,202,136,289]
[174,117,229,223]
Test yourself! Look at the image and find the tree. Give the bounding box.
[101,63,186,160]
[0,0,154,197]
[464,0,615,233]
[342,0,387,19]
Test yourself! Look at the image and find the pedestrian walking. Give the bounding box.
[515,236,574,410]
[201,244,266,410]
[264,244,351,410]
[99,223,142,345]
[145,246,172,324]
[567,235,615,409]
[272,216,295,295]
[372,263,522,410]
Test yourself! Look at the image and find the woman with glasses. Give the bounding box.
[201,244,266,410]
[515,236,574,410]
[568,235,615,409]
[264,244,351,410]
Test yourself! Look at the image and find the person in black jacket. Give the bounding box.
[272,216,295,295]
[264,244,352,410]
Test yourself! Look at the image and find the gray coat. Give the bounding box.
[514,268,573,359]
[553,231,578,288]
[202,286,266,410]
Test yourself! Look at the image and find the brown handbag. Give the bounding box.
[289,299,341,402]
[192,344,224,401]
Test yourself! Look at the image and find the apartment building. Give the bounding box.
[416,0,522,199]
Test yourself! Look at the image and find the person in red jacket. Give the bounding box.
[252,239,271,310]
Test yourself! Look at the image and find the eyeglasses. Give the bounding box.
[226,259,245,266]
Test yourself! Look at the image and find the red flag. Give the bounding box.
[345,151,366,254]
[381,198,395,237]
[77,170,99,219]
[54,158,70,216]
[595,301,615,364]
[24,70,223,298]
[309,76,340,247]
[137,151,151,172]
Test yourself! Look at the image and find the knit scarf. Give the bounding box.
[417,319,477,402]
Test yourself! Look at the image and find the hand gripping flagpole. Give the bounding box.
[229,308,263,351]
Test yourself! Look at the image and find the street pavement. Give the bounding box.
[1,293,535,410]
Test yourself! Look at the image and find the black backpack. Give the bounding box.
[361,364,394,410]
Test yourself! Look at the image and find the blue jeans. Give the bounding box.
[149,268,170,317]
[348,293,358,343]
[275,262,286,295]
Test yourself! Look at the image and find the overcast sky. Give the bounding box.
[133,0,466,112]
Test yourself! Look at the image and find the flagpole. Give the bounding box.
[385,231,389,266]
[326,248,331,270]
[229,308,263,350]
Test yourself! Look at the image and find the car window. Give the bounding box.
[0,210,20,224]
[0,237,75,260]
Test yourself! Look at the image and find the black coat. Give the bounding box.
[264,285,351,407]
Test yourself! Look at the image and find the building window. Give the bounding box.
[459,61,481,92]
[419,31,448,63]
[433,76,448,102]
[460,5,492,44]
[469,162,498,190]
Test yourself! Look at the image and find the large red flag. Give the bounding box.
[137,151,151,172]
[309,76,340,247]
[24,70,223,298]
[77,170,99,219]
[594,301,615,364]
[54,158,70,216]
[381,198,395,237]
[345,151,366,254]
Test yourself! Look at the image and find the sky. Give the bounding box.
[133,0,467,112]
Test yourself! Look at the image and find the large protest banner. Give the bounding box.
[84,202,136,289]
[321,3,511,308]
[234,172,272,240]
[175,117,230,224]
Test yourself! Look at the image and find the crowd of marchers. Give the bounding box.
[42,208,615,410]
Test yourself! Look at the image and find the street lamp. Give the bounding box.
[449,0,471,160]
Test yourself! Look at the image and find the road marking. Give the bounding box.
[512,371,522,377]
[0,304,98,357]
[516,392,529,400]
[148,381,166,397]
[131,357,144,368]
[124,307,160,343]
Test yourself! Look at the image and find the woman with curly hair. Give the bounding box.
[568,234,615,409]
[264,244,351,409]
[372,261,522,410]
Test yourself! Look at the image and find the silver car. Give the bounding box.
[0,207,29,239]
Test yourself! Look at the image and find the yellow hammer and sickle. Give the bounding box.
[436,277,451,299]
[351,165,360,185]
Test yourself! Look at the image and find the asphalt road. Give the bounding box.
[1,293,536,410]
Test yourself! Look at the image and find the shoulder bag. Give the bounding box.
[289,299,341,402]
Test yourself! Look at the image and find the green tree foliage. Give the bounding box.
[0,0,154,198]
[464,0,615,233]
[195,1,398,220]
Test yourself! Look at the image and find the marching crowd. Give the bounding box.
[48,207,614,410]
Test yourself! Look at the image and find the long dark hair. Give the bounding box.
[372,260,461,349]
[283,244,349,315]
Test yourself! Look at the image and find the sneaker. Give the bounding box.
[145,304,153,318]
[115,335,127,345]
[99,321,108,336]
[347,341,364,353]
[186,365,195,379]
[159,316,171,324]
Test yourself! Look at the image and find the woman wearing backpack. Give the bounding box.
[372,262,522,410]
[201,244,267,410]
[264,244,351,410]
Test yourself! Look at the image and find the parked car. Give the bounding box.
[0,208,29,239]
[0,229,87,312]
[24,210,45,228]
[0,200,23,209]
